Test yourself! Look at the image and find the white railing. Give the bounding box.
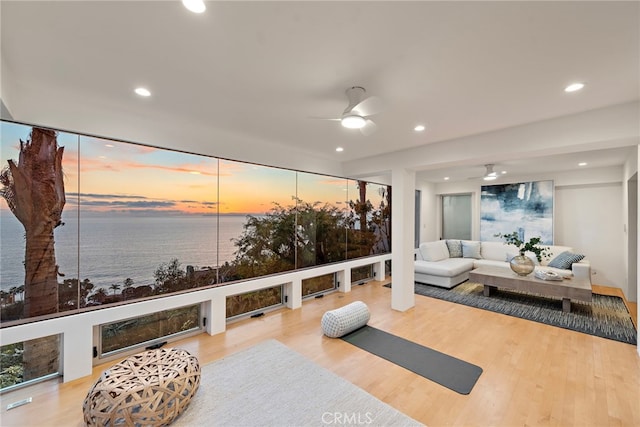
[0,255,390,383]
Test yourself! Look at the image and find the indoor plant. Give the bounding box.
[495,231,550,275]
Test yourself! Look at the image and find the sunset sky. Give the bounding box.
[0,122,375,216]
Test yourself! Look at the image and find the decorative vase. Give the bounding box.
[509,254,535,276]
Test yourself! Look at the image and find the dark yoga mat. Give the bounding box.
[341,325,482,395]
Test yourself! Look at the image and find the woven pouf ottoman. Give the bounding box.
[321,301,370,338]
[83,347,200,427]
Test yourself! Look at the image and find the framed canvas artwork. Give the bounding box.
[480,180,553,244]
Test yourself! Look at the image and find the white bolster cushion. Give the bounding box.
[321,301,370,338]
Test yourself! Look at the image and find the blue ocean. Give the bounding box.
[0,211,249,292]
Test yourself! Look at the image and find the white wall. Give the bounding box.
[418,166,629,296]
[417,182,437,244]
[555,183,624,291]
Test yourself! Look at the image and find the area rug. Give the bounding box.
[406,282,637,345]
[172,339,422,426]
[342,325,482,395]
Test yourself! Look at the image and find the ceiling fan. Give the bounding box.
[468,164,500,181]
[314,86,385,136]
[482,164,499,181]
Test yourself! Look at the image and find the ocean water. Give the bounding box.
[0,211,249,292]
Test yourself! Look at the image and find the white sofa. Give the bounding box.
[414,240,591,289]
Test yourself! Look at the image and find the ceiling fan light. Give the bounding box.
[564,82,585,92]
[483,175,497,181]
[134,87,151,97]
[341,115,367,129]
[182,0,206,13]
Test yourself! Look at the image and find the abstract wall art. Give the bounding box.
[480,180,553,244]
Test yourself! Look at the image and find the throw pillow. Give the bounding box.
[461,241,482,259]
[547,251,585,270]
[419,240,450,262]
[446,240,463,258]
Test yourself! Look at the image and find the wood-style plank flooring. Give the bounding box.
[1,278,639,427]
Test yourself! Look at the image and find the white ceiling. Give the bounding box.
[1,1,638,182]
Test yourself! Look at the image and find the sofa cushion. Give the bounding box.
[419,240,450,262]
[548,251,585,270]
[473,259,511,269]
[481,241,518,262]
[522,251,541,265]
[462,240,482,259]
[446,240,463,258]
[415,258,475,277]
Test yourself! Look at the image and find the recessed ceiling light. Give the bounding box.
[105,144,115,148]
[336,147,344,152]
[578,162,587,166]
[444,177,450,181]
[182,0,206,13]
[501,171,507,175]
[414,125,425,132]
[564,82,585,93]
[134,87,151,97]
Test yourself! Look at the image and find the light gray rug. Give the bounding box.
[172,339,422,427]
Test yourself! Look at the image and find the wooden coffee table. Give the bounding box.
[468,266,592,313]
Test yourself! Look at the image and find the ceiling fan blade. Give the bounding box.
[308,116,341,121]
[351,96,385,117]
[360,119,377,136]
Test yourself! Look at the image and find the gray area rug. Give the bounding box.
[408,281,637,345]
[172,339,422,427]
[342,325,482,395]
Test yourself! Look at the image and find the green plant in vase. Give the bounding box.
[495,231,550,275]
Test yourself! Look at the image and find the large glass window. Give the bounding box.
[78,136,219,301]
[100,305,200,357]
[1,121,390,318]
[347,180,391,259]
[296,173,348,268]
[351,264,374,284]
[302,273,336,298]
[0,334,61,390]
[226,286,284,319]
[1,123,79,321]
[218,160,297,281]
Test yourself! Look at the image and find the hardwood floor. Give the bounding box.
[1,279,639,427]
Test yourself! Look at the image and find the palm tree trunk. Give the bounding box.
[22,336,60,381]
[23,227,59,316]
[358,181,367,232]
[1,127,65,381]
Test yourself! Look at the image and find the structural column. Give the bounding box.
[391,167,416,311]
[637,145,640,357]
